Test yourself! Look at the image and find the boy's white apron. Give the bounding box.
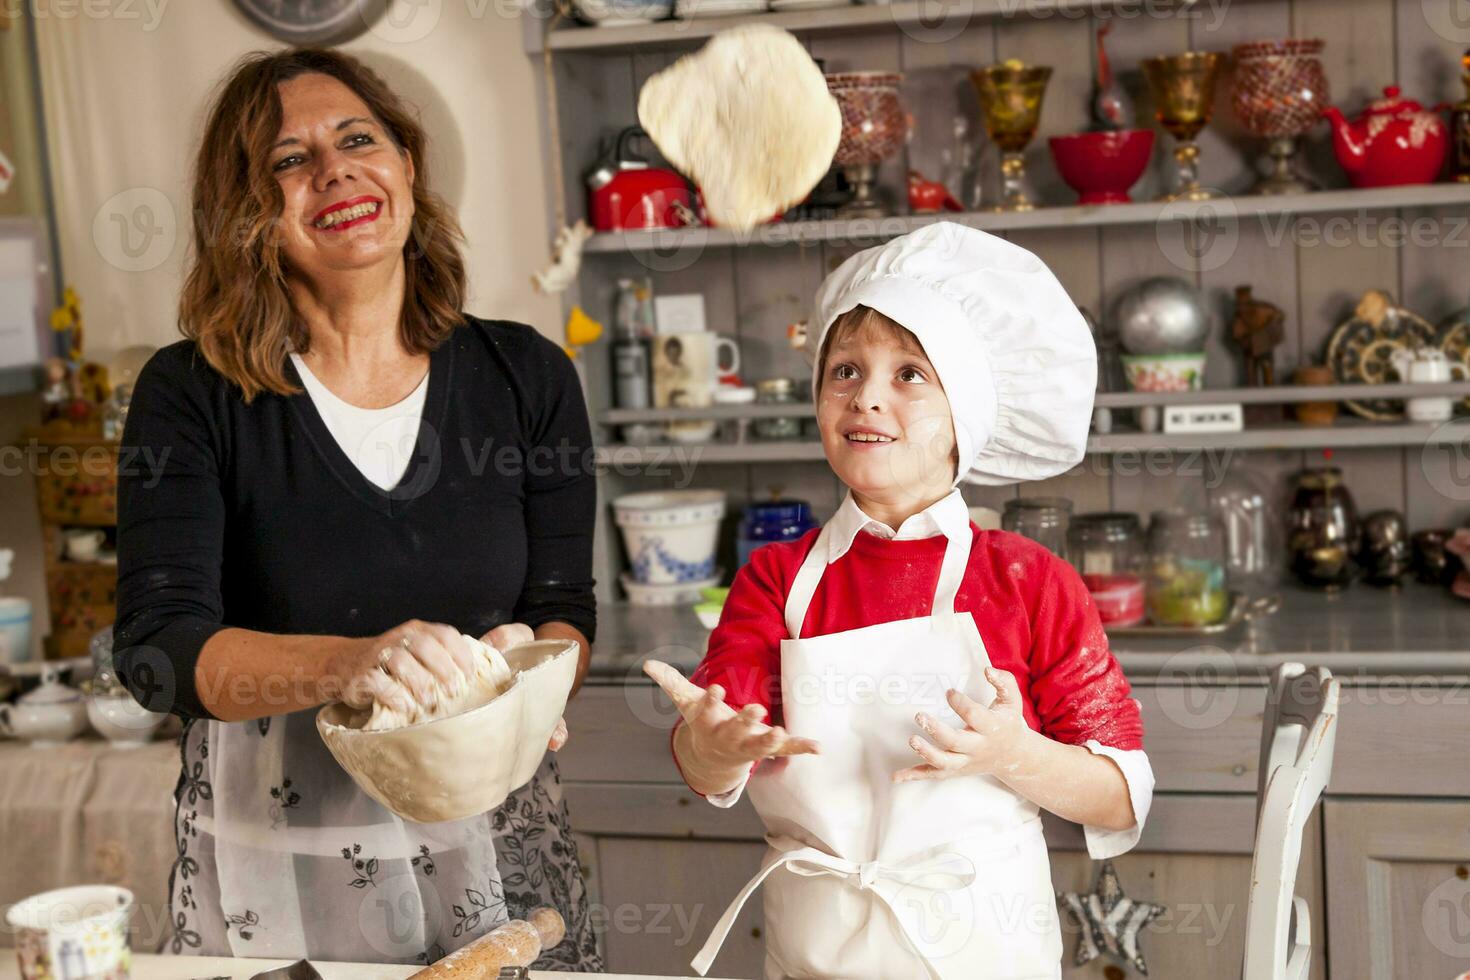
[692,518,1063,980]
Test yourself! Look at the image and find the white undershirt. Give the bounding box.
[289,352,429,491]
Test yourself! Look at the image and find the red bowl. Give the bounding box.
[1048,130,1155,205]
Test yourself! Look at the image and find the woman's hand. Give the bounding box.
[894,667,1032,783]
[327,620,477,714]
[479,622,567,751]
[644,659,818,795]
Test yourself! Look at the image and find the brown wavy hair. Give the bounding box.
[179,48,467,401]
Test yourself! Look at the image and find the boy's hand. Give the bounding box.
[894,667,1032,783]
[644,659,820,771]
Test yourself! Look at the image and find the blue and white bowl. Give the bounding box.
[614,490,725,586]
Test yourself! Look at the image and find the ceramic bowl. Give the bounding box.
[573,0,674,25]
[86,692,167,747]
[0,699,89,746]
[613,490,726,585]
[7,885,133,980]
[620,571,722,606]
[1121,352,1207,393]
[1048,130,1155,205]
[317,639,579,824]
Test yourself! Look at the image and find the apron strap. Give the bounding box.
[783,523,834,639]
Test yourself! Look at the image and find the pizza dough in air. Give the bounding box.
[360,634,515,731]
[637,24,841,231]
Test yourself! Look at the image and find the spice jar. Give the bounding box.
[1068,513,1145,626]
[1287,467,1360,590]
[753,378,803,441]
[1002,497,1073,557]
[1146,510,1230,626]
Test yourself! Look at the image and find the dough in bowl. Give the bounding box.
[637,24,841,231]
[359,635,514,731]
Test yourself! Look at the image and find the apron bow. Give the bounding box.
[784,847,977,895]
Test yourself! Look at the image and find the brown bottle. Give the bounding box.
[1453,49,1470,183]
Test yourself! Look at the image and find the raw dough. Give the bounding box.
[637,24,841,231]
[359,634,515,731]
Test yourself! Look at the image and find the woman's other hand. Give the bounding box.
[481,623,569,751]
[328,620,477,713]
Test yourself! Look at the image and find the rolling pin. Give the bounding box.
[407,906,565,980]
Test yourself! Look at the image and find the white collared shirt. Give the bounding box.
[823,489,973,562]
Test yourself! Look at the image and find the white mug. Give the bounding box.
[64,529,105,562]
[653,333,742,443]
[1393,348,1468,422]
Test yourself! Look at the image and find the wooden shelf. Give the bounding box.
[593,419,1470,463]
[536,0,1195,52]
[582,183,1470,254]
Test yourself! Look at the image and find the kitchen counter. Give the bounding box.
[0,955,721,979]
[588,582,1470,681]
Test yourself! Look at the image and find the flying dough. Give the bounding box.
[360,634,516,731]
[637,24,841,231]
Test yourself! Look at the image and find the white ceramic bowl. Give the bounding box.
[574,0,674,25]
[613,490,725,586]
[1121,352,1207,393]
[620,570,722,606]
[87,692,167,747]
[317,639,579,824]
[7,885,133,980]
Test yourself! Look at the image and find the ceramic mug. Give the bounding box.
[7,885,134,980]
[64,529,105,563]
[1392,348,1469,422]
[653,333,741,443]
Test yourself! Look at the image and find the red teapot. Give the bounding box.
[1321,85,1447,188]
[906,171,963,214]
[586,127,695,232]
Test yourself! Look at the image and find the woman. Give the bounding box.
[115,48,602,970]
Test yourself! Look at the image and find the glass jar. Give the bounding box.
[1002,497,1072,557]
[1067,513,1145,626]
[737,500,817,566]
[1146,510,1230,626]
[1209,456,1280,598]
[1286,467,1360,590]
[753,378,803,441]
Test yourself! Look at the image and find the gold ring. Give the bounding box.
[377,647,395,671]
[400,634,415,653]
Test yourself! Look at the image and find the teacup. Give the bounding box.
[64,529,105,563]
[1392,347,1469,422]
[7,885,134,980]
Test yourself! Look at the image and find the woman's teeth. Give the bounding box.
[315,201,379,228]
[847,432,894,443]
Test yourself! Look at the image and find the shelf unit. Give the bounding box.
[582,184,1470,254]
[531,0,1470,604]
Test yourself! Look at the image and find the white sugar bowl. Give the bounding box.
[0,669,89,747]
[86,688,167,747]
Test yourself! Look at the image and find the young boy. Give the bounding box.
[645,222,1153,980]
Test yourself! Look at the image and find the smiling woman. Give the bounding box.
[112,49,602,971]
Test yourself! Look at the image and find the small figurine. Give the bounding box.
[1089,24,1133,131]
[906,171,963,214]
[40,357,70,423]
[1358,510,1411,587]
[1231,285,1285,386]
[77,362,111,404]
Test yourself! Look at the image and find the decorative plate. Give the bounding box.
[232,0,387,45]
[1437,311,1470,412]
[1325,289,1437,421]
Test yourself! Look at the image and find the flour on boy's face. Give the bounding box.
[817,325,959,502]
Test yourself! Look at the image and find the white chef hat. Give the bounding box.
[810,222,1096,487]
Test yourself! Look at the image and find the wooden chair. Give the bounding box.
[1242,663,1341,980]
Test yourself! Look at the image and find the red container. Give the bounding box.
[1082,573,1146,626]
[1048,129,1155,205]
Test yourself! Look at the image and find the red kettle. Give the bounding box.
[586,127,695,232]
